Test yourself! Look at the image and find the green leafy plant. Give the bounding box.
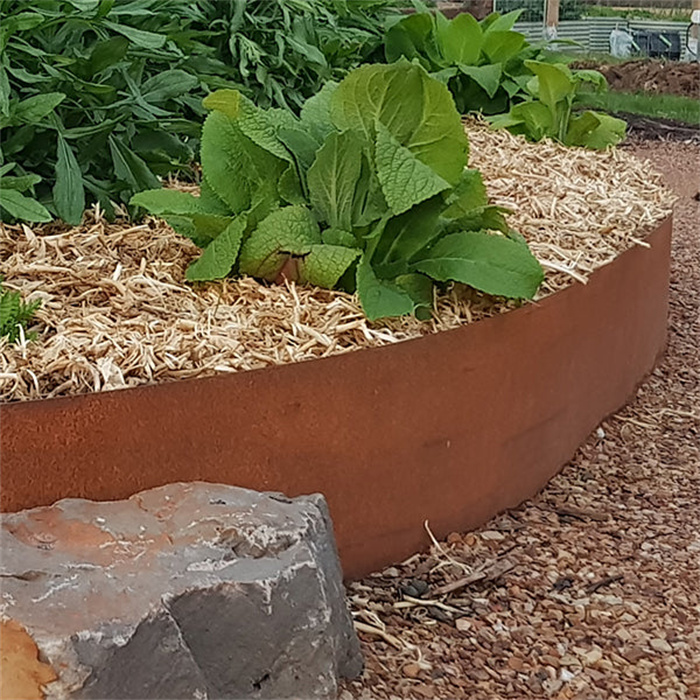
[489,60,627,149]
[0,278,41,343]
[0,0,399,225]
[133,61,544,321]
[383,6,547,114]
[0,162,52,223]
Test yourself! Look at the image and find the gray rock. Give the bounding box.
[0,482,363,699]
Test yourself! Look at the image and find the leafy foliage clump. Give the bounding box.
[0,0,399,225]
[384,7,546,114]
[0,278,41,343]
[382,6,626,149]
[489,61,627,149]
[133,61,544,321]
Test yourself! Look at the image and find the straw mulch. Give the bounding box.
[0,124,672,403]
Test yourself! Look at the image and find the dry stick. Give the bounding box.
[431,557,518,597]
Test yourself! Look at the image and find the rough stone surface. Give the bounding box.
[0,482,363,699]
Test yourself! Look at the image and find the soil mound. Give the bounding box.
[574,60,699,98]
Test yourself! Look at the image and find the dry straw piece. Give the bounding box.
[0,124,672,403]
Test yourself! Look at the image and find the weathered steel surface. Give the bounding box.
[0,218,672,579]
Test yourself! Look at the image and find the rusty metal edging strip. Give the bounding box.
[0,218,672,579]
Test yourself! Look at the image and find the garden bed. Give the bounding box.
[0,124,671,404]
[0,126,674,578]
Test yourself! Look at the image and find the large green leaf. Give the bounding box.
[442,169,488,219]
[13,93,65,124]
[0,189,52,222]
[238,205,321,280]
[298,244,360,288]
[108,135,160,191]
[299,81,338,143]
[131,189,204,216]
[356,254,416,321]
[384,13,438,67]
[437,13,483,66]
[53,135,85,225]
[200,111,285,214]
[414,231,543,298]
[330,62,469,185]
[103,21,166,49]
[567,111,626,150]
[482,31,527,64]
[186,216,248,281]
[204,89,292,162]
[141,71,199,104]
[524,61,573,116]
[458,64,502,99]
[307,129,364,230]
[374,122,451,216]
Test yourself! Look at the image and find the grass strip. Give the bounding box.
[577,91,700,125]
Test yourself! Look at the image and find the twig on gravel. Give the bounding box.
[431,557,518,597]
[585,574,625,594]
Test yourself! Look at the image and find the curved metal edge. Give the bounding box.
[0,217,672,579]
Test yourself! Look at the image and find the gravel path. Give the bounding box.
[341,139,700,700]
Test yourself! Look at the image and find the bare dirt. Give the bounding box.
[341,139,700,699]
[574,59,700,99]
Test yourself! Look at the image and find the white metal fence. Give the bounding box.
[511,16,690,53]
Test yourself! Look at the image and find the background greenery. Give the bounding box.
[0,0,399,224]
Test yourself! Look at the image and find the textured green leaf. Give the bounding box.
[239,205,320,280]
[437,13,483,65]
[298,244,360,288]
[299,81,338,143]
[458,63,502,98]
[0,189,52,222]
[199,179,232,216]
[372,196,444,271]
[279,165,305,205]
[414,231,543,298]
[356,255,416,321]
[452,205,510,234]
[53,135,85,225]
[13,93,65,124]
[374,122,451,216]
[442,169,488,218]
[204,89,291,162]
[165,214,233,247]
[322,228,357,248]
[186,216,248,281]
[308,130,364,230]
[331,62,469,185]
[277,127,320,171]
[131,189,204,216]
[200,111,285,214]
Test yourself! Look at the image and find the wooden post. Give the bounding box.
[692,0,700,42]
[545,0,560,40]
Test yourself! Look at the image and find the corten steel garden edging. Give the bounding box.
[0,217,672,579]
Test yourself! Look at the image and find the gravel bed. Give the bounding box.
[340,139,700,700]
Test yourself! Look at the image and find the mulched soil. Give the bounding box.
[573,59,700,99]
[340,139,700,699]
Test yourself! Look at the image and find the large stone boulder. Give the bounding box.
[0,482,363,699]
